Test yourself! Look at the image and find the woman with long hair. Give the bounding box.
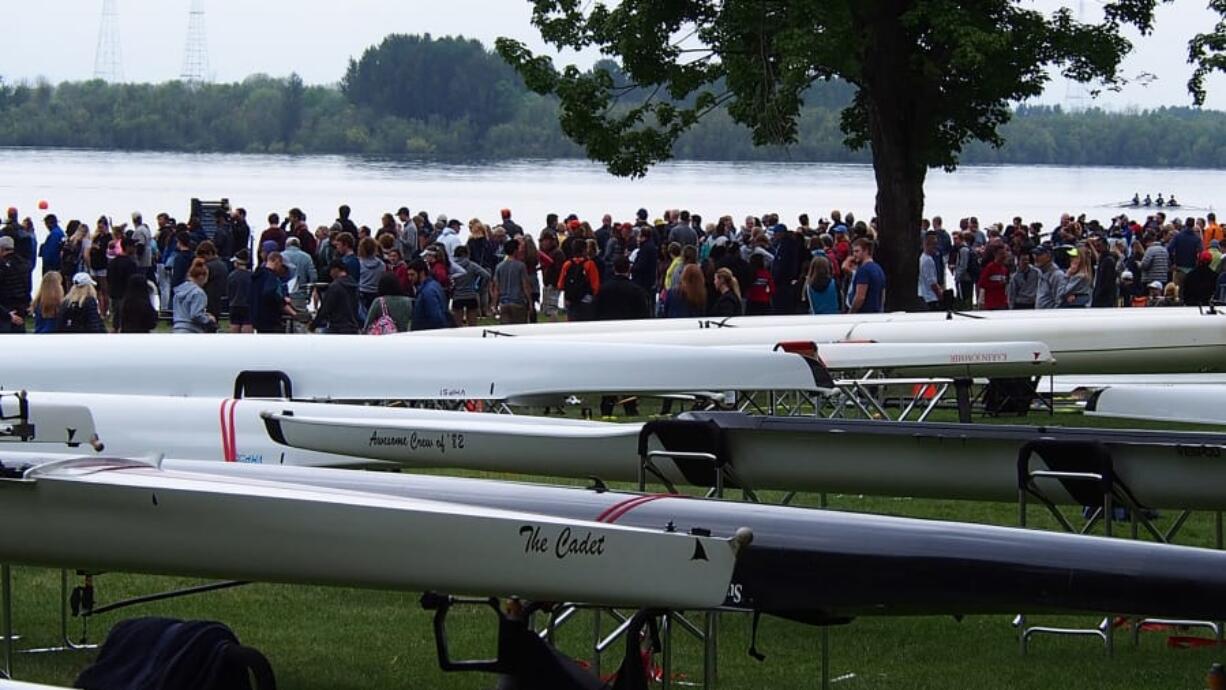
[32,271,64,333]
[356,236,385,314]
[56,273,107,333]
[711,267,743,316]
[662,264,707,318]
[119,274,159,333]
[1058,247,1094,308]
[172,259,216,333]
[521,233,541,320]
[805,253,841,314]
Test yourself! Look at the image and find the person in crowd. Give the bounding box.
[356,237,384,314]
[500,208,523,238]
[1058,248,1093,308]
[745,252,774,316]
[312,260,360,334]
[537,231,565,322]
[1006,249,1038,309]
[917,231,944,311]
[119,274,159,333]
[848,238,886,314]
[410,258,449,331]
[1168,217,1202,286]
[282,236,318,313]
[806,252,840,315]
[171,260,215,334]
[976,243,1010,310]
[32,271,64,333]
[662,264,707,318]
[363,273,414,334]
[195,240,228,322]
[250,251,294,333]
[168,231,195,295]
[711,266,744,316]
[1034,245,1064,309]
[260,213,287,255]
[107,237,139,330]
[1089,236,1118,308]
[0,236,30,333]
[1182,250,1218,307]
[59,221,86,287]
[1156,281,1182,307]
[521,234,542,320]
[58,272,108,333]
[594,256,651,321]
[88,221,112,318]
[450,245,490,328]
[557,242,601,322]
[770,224,802,314]
[1141,231,1171,286]
[492,239,532,325]
[40,214,65,276]
[952,231,976,309]
[226,250,254,334]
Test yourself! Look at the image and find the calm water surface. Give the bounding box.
[0,148,1219,242]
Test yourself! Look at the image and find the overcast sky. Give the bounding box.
[1,0,1223,110]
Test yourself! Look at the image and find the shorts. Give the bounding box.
[229,306,251,326]
[452,297,479,311]
[540,286,561,318]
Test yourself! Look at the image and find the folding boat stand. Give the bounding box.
[634,423,840,690]
[1015,440,1224,655]
[0,563,248,680]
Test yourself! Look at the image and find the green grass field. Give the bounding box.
[5,401,1225,689]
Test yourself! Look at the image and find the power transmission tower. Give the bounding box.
[93,0,124,83]
[1063,0,1091,111]
[181,0,211,84]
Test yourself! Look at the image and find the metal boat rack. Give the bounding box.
[1015,439,1224,655]
[633,421,837,690]
[0,392,34,443]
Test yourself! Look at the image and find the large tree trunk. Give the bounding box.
[861,3,926,312]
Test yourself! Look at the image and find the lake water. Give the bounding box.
[0,148,1220,243]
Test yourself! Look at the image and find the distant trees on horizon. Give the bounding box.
[0,34,1224,167]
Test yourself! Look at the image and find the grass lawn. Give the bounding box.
[5,377,1225,687]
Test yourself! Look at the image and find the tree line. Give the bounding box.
[0,33,1224,166]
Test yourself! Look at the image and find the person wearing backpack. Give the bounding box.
[363,273,414,334]
[58,272,107,334]
[954,230,979,309]
[557,246,601,322]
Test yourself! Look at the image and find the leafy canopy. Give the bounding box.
[344,34,523,133]
[496,0,1182,179]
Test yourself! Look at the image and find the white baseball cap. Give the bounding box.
[72,272,97,287]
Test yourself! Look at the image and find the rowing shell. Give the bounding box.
[263,410,1226,511]
[1086,385,1226,427]
[0,335,822,403]
[15,392,612,468]
[409,306,1214,339]
[154,460,1226,622]
[0,457,738,609]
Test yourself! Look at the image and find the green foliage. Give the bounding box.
[341,33,522,133]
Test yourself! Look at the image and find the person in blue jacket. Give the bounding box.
[409,259,449,331]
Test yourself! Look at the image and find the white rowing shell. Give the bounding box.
[263,411,1226,511]
[1087,384,1226,427]
[15,392,607,468]
[409,307,1215,339]
[0,458,738,609]
[0,334,820,402]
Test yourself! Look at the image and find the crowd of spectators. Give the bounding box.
[0,202,1219,335]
